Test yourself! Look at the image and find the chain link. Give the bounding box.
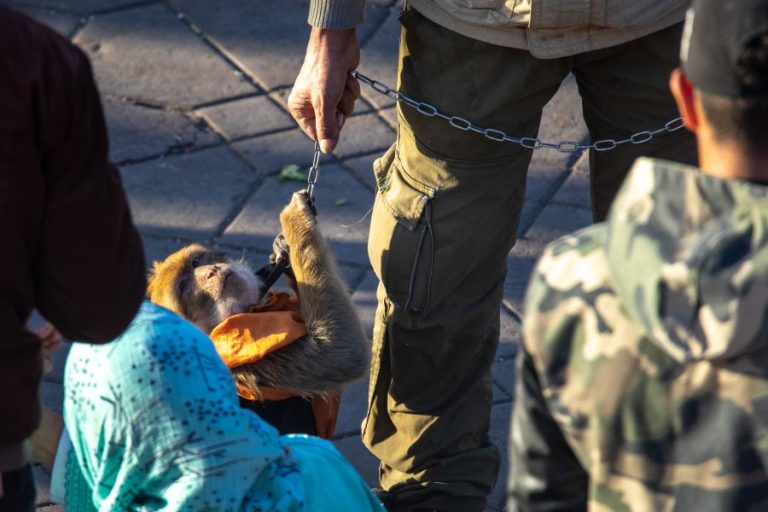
[306,140,321,201]
[351,71,685,153]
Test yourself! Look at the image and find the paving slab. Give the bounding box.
[491,358,516,399]
[141,235,191,268]
[351,270,379,337]
[171,0,391,91]
[524,203,593,245]
[221,164,374,265]
[335,376,370,436]
[504,237,548,316]
[358,9,402,110]
[105,96,219,164]
[120,146,259,240]
[75,3,255,108]
[231,128,327,174]
[341,152,378,192]
[8,0,150,15]
[333,435,380,488]
[529,74,588,168]
[550,150,590,208]
[12,4,81,35]
[169,0,310,90]
[519,75,588,235]
[39,381,64,416]
[498,307,522,359]
[197,94,296,141]
[332,112,394,160]
[377,105,398,129]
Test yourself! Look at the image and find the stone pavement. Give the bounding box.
[7,0,592,510]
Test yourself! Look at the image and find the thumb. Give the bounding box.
[315,102,339,154]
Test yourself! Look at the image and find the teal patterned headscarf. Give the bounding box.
[61,301,383,512]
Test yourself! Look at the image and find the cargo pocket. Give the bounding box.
[368,145,436,315]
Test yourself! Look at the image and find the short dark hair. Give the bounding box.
[698,35,768,155]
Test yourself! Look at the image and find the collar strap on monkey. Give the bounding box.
[256,255,290,299]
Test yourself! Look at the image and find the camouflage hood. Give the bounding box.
[605,158,768,363]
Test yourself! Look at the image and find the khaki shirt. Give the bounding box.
[410,0,689,57]
[309,0,689,57]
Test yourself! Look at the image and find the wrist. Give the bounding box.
[309,26,357,50]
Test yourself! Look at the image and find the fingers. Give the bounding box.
[33,322,63,346]
[288,89,318,141]
[289,27,361,154]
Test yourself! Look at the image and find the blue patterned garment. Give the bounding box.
[63,301,383,512]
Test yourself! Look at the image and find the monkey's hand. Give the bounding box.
[280,191,319,249]
[270,234,290,266]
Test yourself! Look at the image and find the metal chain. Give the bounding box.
[306,140,321,200]
[351,71,685,153]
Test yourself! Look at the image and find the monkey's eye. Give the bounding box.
[191,256,202,268]
[177,276,190,294]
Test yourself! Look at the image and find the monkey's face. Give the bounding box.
[147,244,263,333]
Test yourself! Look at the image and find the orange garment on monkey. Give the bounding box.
[209,291,340,439]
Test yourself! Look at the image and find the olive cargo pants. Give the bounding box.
[362,9,696,512]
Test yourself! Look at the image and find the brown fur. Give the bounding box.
[147,191,370,396]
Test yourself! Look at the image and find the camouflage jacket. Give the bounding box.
[509,158,768,511]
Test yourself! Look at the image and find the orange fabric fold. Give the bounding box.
[210,292,308,369]
[208,291,340,438]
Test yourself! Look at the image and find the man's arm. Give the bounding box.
[34,39,145,342]
[508,349,589,512]
[288,0,364,153]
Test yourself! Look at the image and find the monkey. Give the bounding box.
[146,191,370,437]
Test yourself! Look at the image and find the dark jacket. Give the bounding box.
[0,7,145,454]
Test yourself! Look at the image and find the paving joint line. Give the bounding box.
[166,3,307,139]
[167,2,266,92]
[347,267,372,294]
[209,156,269,240]
[114,137,225,168]
[68,14,89,40]
[338,160,377,194]
[501,299,523,324]
[517,138,588,238]
[191,91,267,111]
[91,0,163,16]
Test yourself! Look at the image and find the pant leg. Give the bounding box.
[0,464,35,512]
[573,22,698,221]
[362,9,570,512]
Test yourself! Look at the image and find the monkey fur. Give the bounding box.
[147,191,370,398]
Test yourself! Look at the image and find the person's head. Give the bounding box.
[669,0,768,177]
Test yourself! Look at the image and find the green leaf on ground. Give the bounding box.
[278,164,307,182]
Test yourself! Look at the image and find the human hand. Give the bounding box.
[30,321,64,373]
[289,27,361,154]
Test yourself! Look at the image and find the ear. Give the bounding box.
[669,67,700,133]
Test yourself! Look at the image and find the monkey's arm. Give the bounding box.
[235,192,370,395]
